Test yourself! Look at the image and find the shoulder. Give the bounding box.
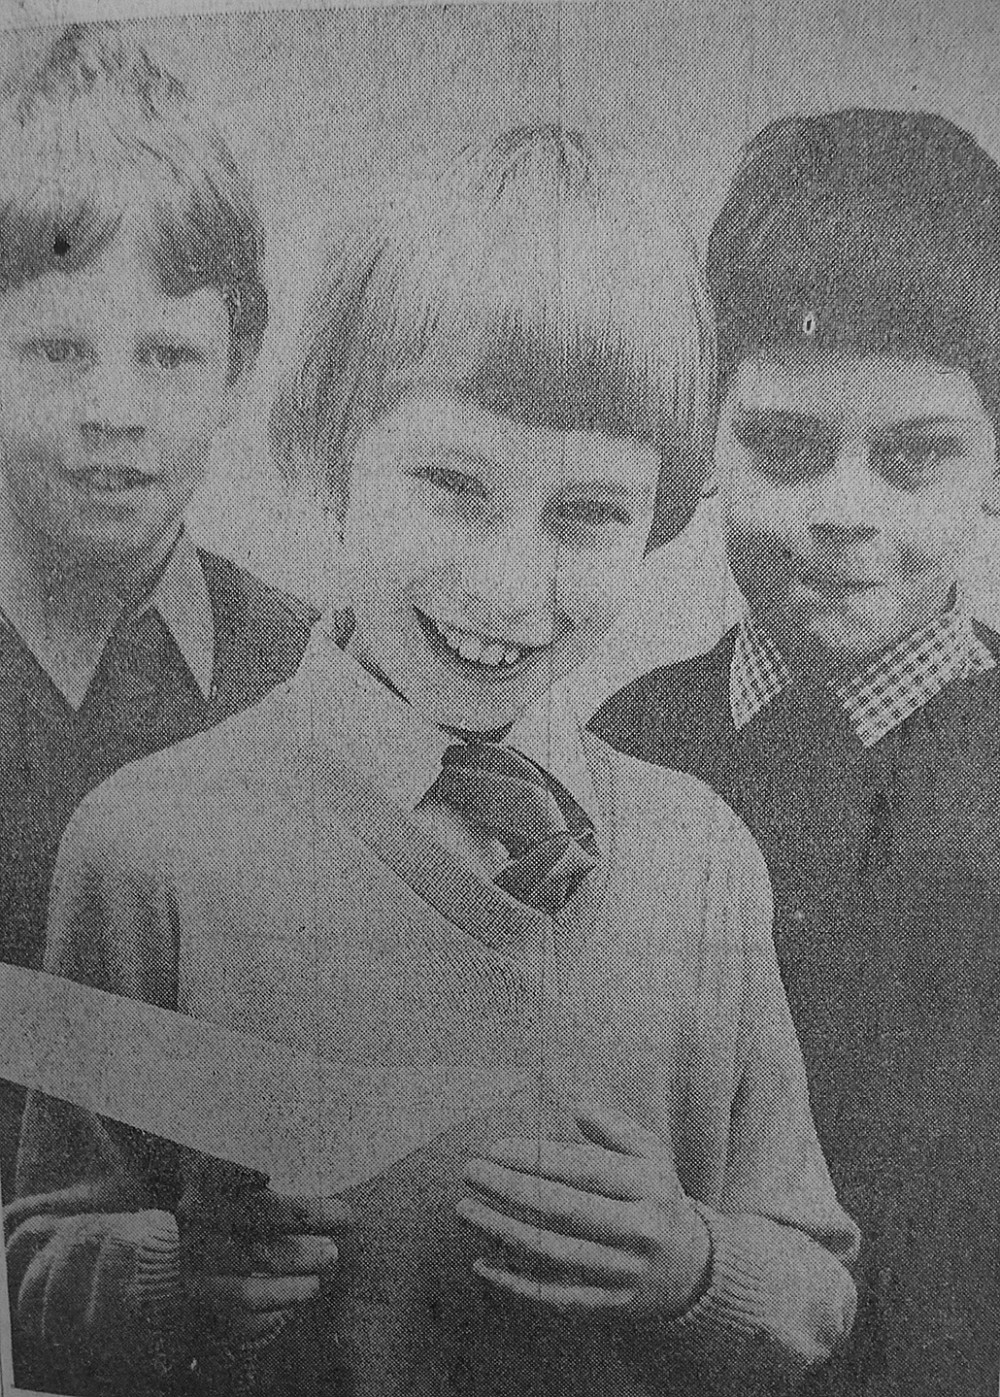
[582,726,772,934]
[198,550,319,687]
[64,672,309,869]
[588,630,736,763]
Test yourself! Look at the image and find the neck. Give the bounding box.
[754,585,961,687]
[4,510,177,632]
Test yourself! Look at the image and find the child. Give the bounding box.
[8,126,857,1396]
[592,109,1000,1396]
[0,25,316,1202]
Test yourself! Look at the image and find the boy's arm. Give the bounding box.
[6,793,188,1392]
[653,845,859,1391]
[8,786,347,1395]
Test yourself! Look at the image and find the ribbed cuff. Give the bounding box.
[132,1209,182,1318]
[658,1202,854,1376]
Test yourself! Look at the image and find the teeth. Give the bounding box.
[429,617,527,669]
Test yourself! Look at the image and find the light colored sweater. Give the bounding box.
[9,636,858,1395]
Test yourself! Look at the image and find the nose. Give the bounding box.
[459,518,556,620]
[808,444,880,540]
[80,360,145,443]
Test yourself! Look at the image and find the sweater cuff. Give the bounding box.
[131,1209,182,1318]
[654,1202,855,1378]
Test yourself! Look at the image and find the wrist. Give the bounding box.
[657,1199,713,1318]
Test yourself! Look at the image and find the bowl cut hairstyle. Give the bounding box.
[708,107,1000,442]
[0,23,267,381]
[271,124,716,551]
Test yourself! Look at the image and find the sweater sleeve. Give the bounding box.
[654,833,859,1391]
[7,783,188,1393]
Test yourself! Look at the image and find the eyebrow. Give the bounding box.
[876,416,985,436]
[731,408,827,429]
[554,480,656,505]
[734,407,983,433]
[10,326,89,340]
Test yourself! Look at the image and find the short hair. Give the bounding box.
[0,23,267,380]
[271,125,715,550]
[708,108,1000,431]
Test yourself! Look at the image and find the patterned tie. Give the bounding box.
[432,742,599,915]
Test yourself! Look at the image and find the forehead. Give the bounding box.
[0,221,228,341]
[365,394,661,494]
[725,344,990,426]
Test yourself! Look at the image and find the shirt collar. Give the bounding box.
[298,611,603,837]
[0,498,214,709]
[730,595,995,747]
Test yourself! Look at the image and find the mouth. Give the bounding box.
[64,467,160,493]
[797,573,881,597]
[414,608,550,675]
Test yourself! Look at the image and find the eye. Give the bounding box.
[32,338,90,366]
[732,416,833,481]
[553,499,633,528]
[413,465,487,500]
[142,343,201,371]
[873,441,953,490]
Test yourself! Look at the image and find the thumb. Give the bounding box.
[573,1100,677,1167]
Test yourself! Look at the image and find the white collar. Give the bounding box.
[298,612,603,836]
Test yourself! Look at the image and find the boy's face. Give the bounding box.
[0,220,236,580]
[718,343,998,674]
[341,394,660,732]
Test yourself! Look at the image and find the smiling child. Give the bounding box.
[10,126,856,1396]
[0,25,315,1208]
[593,109,1000,1395]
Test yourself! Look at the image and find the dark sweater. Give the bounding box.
[591,625,1000,1397]
[0,549,317,1200]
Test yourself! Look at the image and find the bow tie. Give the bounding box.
[431,742,599,916]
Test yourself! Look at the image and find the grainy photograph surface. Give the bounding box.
[0,1,999,1394]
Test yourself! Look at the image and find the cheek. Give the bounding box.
[889,488,978,572]
[553,544,637,626]
[344,480,447,594]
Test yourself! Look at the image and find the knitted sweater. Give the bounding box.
[0,551,317,1203]
[9,639,858,1396]
[591,624,1000,1397]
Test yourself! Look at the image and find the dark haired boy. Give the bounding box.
[0,26,315,1200]
[593,108,1000,1396]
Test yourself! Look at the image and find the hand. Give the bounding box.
[457,1101,711,1320]
[177,1162,351,1350]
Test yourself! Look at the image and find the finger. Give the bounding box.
[185,1233,339,1277]
[6,1214,62,1294]
[477,1139,646,1201]
[238,1193,352,1239]
[255,1235,339,1277]
[455,1198,646,1283]
[572,1102,672,1163]
[463,1161,641,1246]
[473,1260,635,1312]
[5,1177,149,1235]
[190,1273,321,1314]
